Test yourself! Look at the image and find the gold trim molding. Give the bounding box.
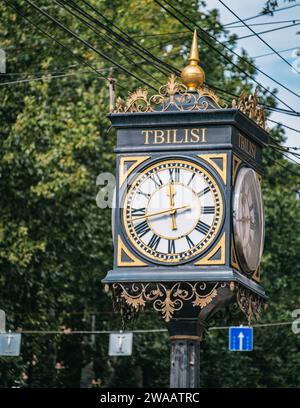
[194,233,225,265]
[232,154,242,185]
[119,156,150,187]
[231,235,241,271]
[117,236,146,267]
[198,153,227,185]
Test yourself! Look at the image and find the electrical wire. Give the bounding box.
[233,22,300,48]
[56,0,171,80]
[70,0,176,76]
[15,321,297,335]
[253,46,300,59]
[22,0,157,91]
[225,2,300,27]
[229,19,300,28]
[155,0,300,109]
[0,71,100,86]
[54,0,162,86]
[3,0,126,92]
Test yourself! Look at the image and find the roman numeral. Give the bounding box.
[169,168,180,183]
[137,190,150,199]
[201,206,215,214]
[168,239,176,254]
[135,220,150,237]
[195,220,210,235]
[185,235,194,249]
[187,173,195,186]
[148,234,161,250]
[197,186,210,197]
[131,207,146,217]
[149,172,163,188]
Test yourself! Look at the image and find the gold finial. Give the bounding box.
[181,30,205,91]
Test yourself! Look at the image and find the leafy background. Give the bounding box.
[0,0,299,387]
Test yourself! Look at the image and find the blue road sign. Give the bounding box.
[229,326,253,351]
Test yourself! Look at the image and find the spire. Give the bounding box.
[181,30,205,91]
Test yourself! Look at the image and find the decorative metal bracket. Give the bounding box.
[110,281,266,325]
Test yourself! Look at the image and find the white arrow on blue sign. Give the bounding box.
[229,326,253,351]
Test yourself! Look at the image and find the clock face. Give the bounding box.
[233,167,264,273]
[122,159,224,264]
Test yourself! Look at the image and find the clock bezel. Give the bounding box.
[120,155,225,266]
[232,166,264,274]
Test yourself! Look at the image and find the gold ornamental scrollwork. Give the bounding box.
[232,87,267,130]
[114,74,225,113]
[111,281,224,323]
[236,285,266,325]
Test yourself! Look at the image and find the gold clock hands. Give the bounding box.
[133,205,190,221]
[168,182,177,230]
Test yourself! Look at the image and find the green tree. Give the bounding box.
[0,0,299,387]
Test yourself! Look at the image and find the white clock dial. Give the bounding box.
[233,167,264,273]
[123,159,223,264]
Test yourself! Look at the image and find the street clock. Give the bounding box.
[102,30,268,328]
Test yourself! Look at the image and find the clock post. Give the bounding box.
[102,30,269,388]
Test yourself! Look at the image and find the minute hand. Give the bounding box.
[133,205,190,221]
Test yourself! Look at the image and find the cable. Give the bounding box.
[73,0,176,76]
[0,71,101,86]
[253,46,300,60]
[154,0,299,112]
[15,321,296,335]
[55,0,162,86]
[3,0,126,92]
[56,0,300,116]
[229,19,300,28]
[23,0,157,91]
[267,119,300,134]
[56,0,170,80]
[233,22,300,48]
[225,2,300,27]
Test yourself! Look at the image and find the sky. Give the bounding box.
[203,0,300,155]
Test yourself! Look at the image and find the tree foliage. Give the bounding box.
[0,0,299,387]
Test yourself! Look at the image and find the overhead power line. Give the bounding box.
[154,0,299,112]
[234,22,300,46]
[225,2,300,27]
[16,320,296,334]
[3,0,127,91]
[253,46,300,60]
[230,19,300,28]
[23,0,157,91]
[55,0,162,86]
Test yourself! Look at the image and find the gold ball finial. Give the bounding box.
[181,30,205,91]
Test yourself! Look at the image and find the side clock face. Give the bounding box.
[233,167,264,273]
[122,159,224,264]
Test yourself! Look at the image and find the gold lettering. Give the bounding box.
[184,128,189,143]
[190,128,200,143]
[166,129,171,144]
[173,129,183,143]
[239,134,256,159]
[154,129,165,144]
[201,128,207,143]
[142,130,152,145]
